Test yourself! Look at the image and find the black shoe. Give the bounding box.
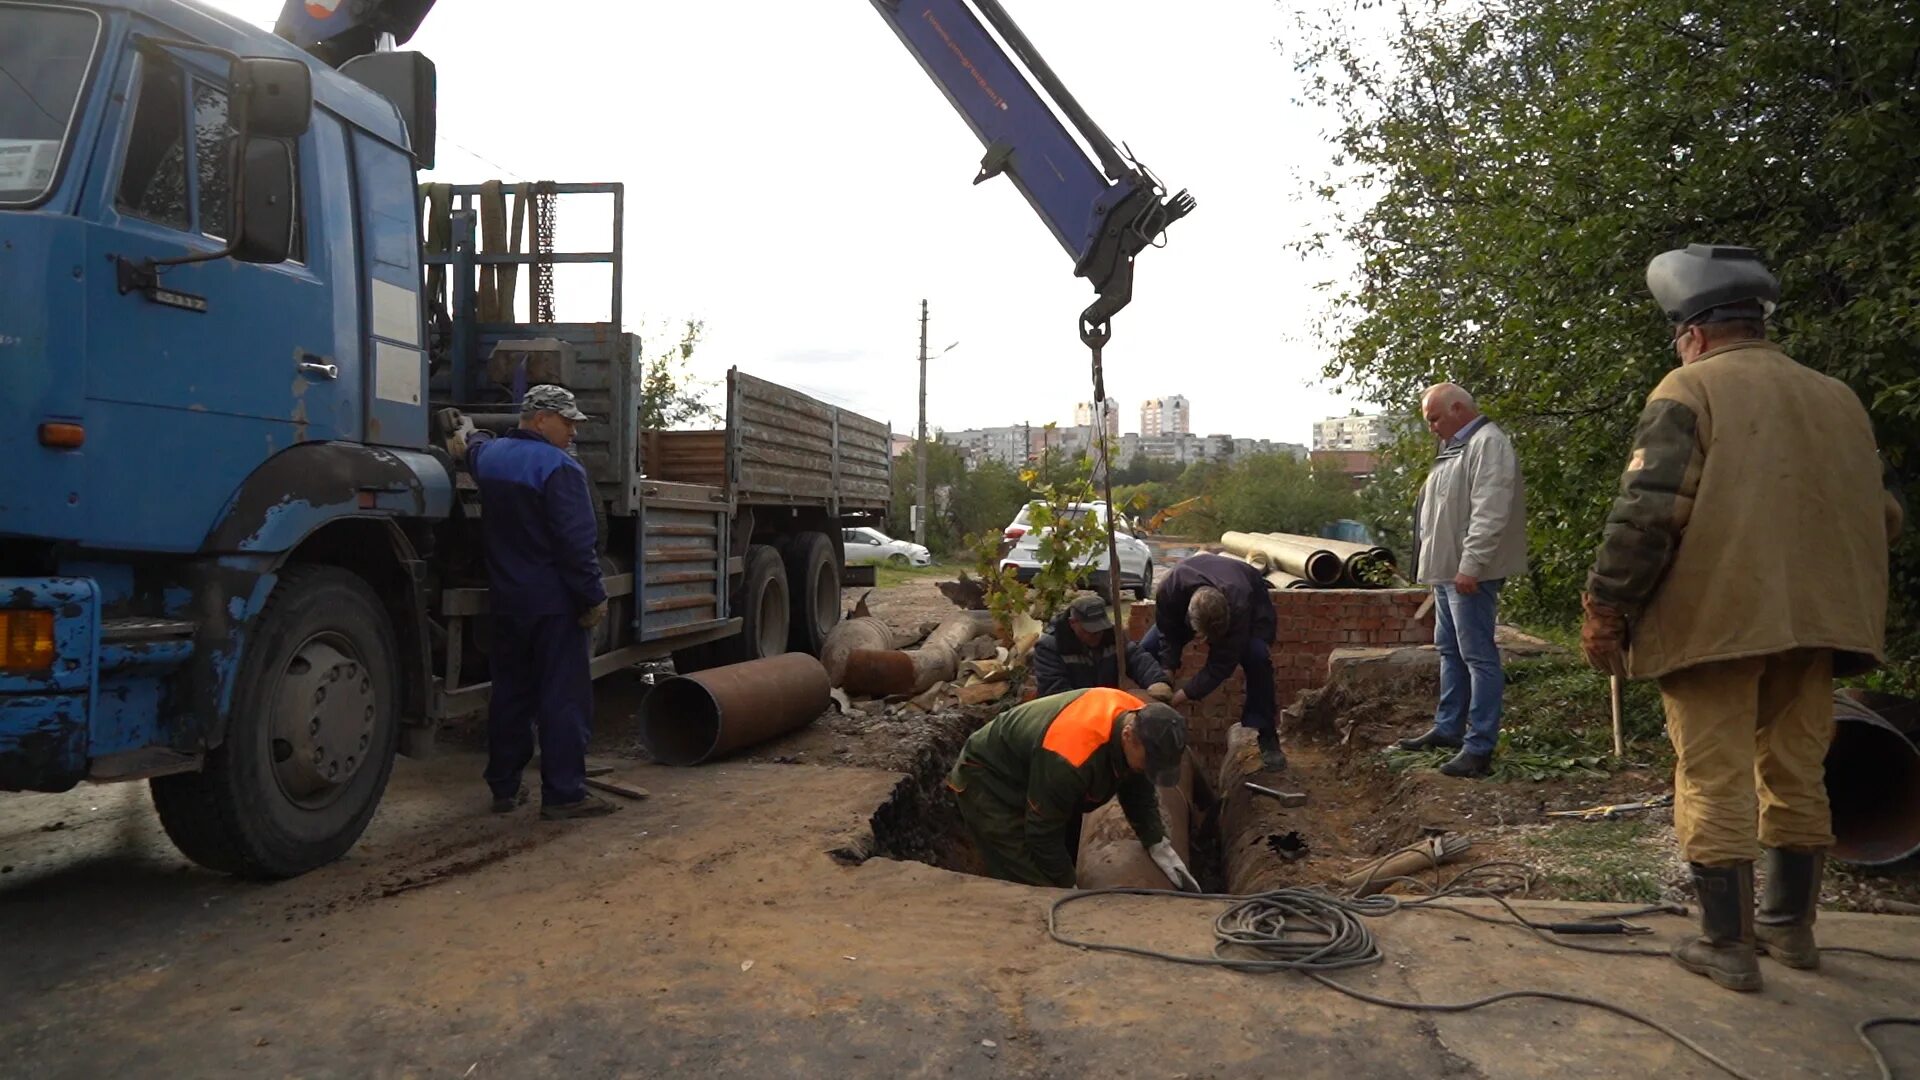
[1256,730,1288,771]
[490,785,529,814]
[1674,862,1762,991]
[1395,728,1464,752]
[540,792,618,821]
[1437,750,1492,778]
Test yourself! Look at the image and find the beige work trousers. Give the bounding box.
[1658,648,1835,866]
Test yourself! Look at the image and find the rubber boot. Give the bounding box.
[1672,862,1762,992]
[1755,847,1824,970]
[1257,730,1288,771]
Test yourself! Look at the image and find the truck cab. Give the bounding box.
[0,0,888,878]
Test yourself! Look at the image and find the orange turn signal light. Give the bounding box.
[0,610,55,674]
[38,422,85,449]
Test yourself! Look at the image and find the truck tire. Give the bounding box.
[686,544,789,670]
[150,566,401,879]
[780,532,841,656]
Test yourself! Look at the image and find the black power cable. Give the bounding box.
[1048,884,1919,1080]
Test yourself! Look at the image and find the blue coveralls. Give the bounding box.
[468,429,607,807]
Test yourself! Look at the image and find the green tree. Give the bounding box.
[639,320,719,430]
[948,459,1030,541]
[1294,0,1919,677]
[1212,453,1361,537]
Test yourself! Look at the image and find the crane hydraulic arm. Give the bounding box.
[275,0,1192,331]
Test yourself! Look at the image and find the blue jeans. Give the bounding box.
[1138,626,1277,736]
[1432,580,1504,756]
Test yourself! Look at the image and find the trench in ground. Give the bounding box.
[849,711,1437,894]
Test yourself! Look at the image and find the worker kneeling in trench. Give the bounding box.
[945,687,1200,891]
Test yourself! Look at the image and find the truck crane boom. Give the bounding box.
[274,0,1193,330]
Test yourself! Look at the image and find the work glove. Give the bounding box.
[1148,839,1201,893]
[1145,682,1175,704]
[1579,593,1629,679]
[438,408,480,462]
[579,600,609,629]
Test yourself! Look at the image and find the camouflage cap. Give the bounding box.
[521,384,589,422]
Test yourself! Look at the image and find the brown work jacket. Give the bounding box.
[1587,341,1902,679]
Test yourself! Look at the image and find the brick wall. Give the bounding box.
[1126,589,1432,771]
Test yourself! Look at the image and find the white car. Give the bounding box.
[842,526,933,567]
[999,502,1154,599]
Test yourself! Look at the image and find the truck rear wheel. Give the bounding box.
[780,532,840,656]
[151,566,400,879]
[681,544,788,670]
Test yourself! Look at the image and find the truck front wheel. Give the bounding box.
[151,566,401,879]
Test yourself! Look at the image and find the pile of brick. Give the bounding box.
[1126,589,1433,772]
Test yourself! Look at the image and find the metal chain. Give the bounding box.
[1083,317,1128,686]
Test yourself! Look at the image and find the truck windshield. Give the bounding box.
[0,4,100,206]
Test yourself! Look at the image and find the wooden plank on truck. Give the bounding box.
[728,368,892,513]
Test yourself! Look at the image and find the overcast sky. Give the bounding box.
[204,0,1374,443]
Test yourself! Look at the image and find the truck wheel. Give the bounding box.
[780,532,841,656]
[150,566,400,879]
[698,544,789,668]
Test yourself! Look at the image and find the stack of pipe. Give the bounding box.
[1075,753,1196,889]
[1221,531,1399,589]
[1221,532,1342,586]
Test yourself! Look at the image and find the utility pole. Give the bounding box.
[915,299,929,548]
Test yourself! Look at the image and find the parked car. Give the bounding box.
[843,527,933,567]
[999,502,1154,599]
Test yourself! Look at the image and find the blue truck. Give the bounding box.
[0,0,1190,877]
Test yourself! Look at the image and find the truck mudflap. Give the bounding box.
[0,578,98,792]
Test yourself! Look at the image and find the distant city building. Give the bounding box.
[1074,398,1121,442]
[945,426,1030,468]
[1139,395,1191,438]
[1313,412,1394,452]
[889,433,915,459]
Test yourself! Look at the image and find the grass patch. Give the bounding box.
[1381,654,1674,780]
[1520,821,1668,903]
[873,560,960,589]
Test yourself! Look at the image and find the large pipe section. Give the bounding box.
[820,615,895,685]
[1221,532,1342,586]
[1216,724,1304,894]
[639,653,832,765]
[1827,695,1920,866]
[1075,753,1195,889]
[1260,532,1397,588]
[834,612,997,697]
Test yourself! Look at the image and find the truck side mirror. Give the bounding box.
[340,52,437,168]
[233,56,312,139]
[233,139,295,264]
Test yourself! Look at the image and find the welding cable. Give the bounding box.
[1049,886,1764,1080]
[1858,1017,1920,1080]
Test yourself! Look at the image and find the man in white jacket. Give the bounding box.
[1396,384,1528,778]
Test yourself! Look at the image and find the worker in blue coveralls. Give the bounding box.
[459,385,613,820]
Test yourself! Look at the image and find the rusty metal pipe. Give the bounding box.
[1828,698,1920,866]
[640,653,831,766]
[821,616,896,686]
[842,648,917,697]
